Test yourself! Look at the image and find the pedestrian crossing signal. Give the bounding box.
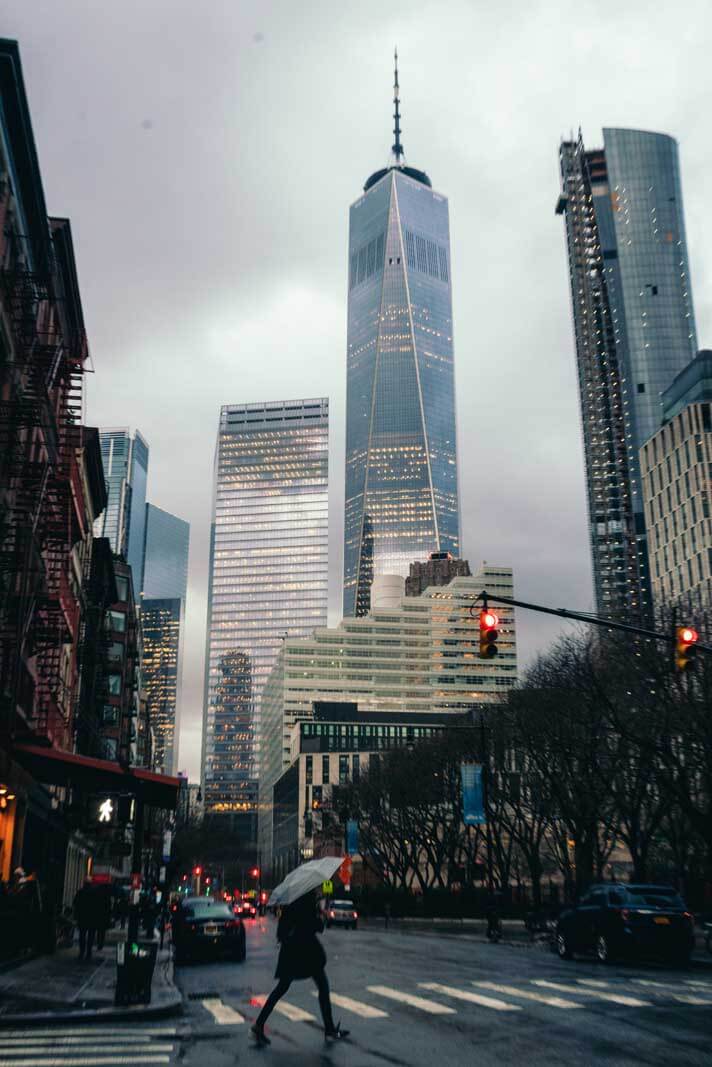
[675,626,698,672]
[479,610,499,659]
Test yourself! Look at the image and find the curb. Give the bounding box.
[0,991,184,1029]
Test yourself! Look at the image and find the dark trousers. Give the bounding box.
[256,970,335,1032]
[96,926,107,951]
[78,926,96,959]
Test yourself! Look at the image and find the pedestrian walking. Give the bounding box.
[251,889,349,1046]
[95,883,112,951]
[73,879,101,961]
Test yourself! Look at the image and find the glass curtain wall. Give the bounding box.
[201,399,329,817]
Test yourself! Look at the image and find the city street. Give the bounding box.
[172,918,712,1066]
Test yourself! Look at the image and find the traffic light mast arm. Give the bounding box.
[475,592,712,654]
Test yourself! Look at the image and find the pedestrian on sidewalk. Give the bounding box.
[73,879,101,961]
[251,889,349,1047]
[95,883,112,951]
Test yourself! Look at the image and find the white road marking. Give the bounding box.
[0,1050,173,1059]
[633,979,696,993]
[473,981,582,1009]
[1,1042,171,1050]
[311,990,388,1018]
[672,994,712,1006]
[0,1059,171,1067]
[367,985,455,1015]
[252,995,316,1022]
[201,997,245,1024]
[0,1034,175,1041]
[419,982,520,1012]
[533,980,650,1008]
[577,979,609,988]
[684,980,712,990]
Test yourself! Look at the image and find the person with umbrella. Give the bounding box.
[251,858,349,1046]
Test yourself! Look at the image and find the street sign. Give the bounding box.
[321,880,333,896]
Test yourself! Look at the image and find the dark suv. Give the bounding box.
[556,883,695,964]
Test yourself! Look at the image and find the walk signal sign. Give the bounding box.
[675,626,698,672]
[479,610,499,659]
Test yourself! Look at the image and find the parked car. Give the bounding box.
[173,899,246,964]
[326,899,358,929]
[556,883,694,964]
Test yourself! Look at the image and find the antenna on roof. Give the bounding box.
[392,48,404,162]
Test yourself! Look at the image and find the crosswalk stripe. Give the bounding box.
[1,1043,170,1050]
[311,991,388,1018]
[367,985,455,1015]
[0,1050,173,1059]
[473,981,582,1009]
[672,994,712,1006]
[0,1034,175,1041]
[533,980,650,1008]
[684,980,712,990]
[420,982,520,1012]
[252,995,316,1022]
[201,997,245,1025]
[0,1059,171,1067]
[632,979,696,993]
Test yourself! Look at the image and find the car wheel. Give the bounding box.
[596,934,613,964]
[556,931,573,960]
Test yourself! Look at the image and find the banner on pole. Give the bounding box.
[346,819,359,855]
[461,762,485,825]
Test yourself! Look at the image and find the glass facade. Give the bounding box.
[142,503,190,600]
[95,428,150,588]
[201,398,329,817]
[343,165,460,617]
[558,129,697,621]
[141,597,182,774]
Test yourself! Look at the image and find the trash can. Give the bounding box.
[115,940,158,1006]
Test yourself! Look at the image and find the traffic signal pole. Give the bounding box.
[474,592,712,654]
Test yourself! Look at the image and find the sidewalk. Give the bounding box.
[0,928,182,1027]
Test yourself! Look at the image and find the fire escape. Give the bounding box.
[0,220,86,750]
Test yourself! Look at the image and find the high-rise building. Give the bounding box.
[260,563,516,870]
[142,503,190,600]
[639,350,712,615]
[95,428,150,585]
[140,503,190,774]
[201,398,329,825]
[557,129,697,621]
[343,55,460,617]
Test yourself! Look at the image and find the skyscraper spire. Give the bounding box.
[392,47,403,162]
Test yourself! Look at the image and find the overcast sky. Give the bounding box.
[5,1,712,779]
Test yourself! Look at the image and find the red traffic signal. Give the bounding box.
[193,865,202,876]
[250,867,260,878]
[676,626,698,672]
[479,609,499,659]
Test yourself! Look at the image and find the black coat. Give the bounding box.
[274,898,327,981]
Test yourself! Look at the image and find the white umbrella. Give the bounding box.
[268,856,344,908]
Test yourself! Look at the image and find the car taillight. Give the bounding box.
[329,911,335,918]
[683,911,694,924]
[353,912,358,918]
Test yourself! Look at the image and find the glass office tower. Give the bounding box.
[95,428,149,587]
[557,128,697,620]
[141,504,190,774]
[142,503,190,600]
[141,598,182,774]
[201,399,329,822]
[343,62,460,616]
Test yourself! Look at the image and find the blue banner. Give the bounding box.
[461,763,485,825]
[346,819,359,855]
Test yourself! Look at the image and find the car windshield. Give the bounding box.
[185,903,234,920]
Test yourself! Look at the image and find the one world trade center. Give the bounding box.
[343,54,460,616]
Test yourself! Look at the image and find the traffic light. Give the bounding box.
[479,610,499,659]
[250,867,260,878]
[193,865,202,876]
[675,626,698,672]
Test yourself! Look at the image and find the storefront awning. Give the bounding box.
[12,745,181,810]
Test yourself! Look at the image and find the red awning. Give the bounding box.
[12,744,181,810]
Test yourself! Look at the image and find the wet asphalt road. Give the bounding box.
[174,916,712,1066]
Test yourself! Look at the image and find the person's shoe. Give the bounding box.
[325,1022,350,1041]
[250,1025,270,1046]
